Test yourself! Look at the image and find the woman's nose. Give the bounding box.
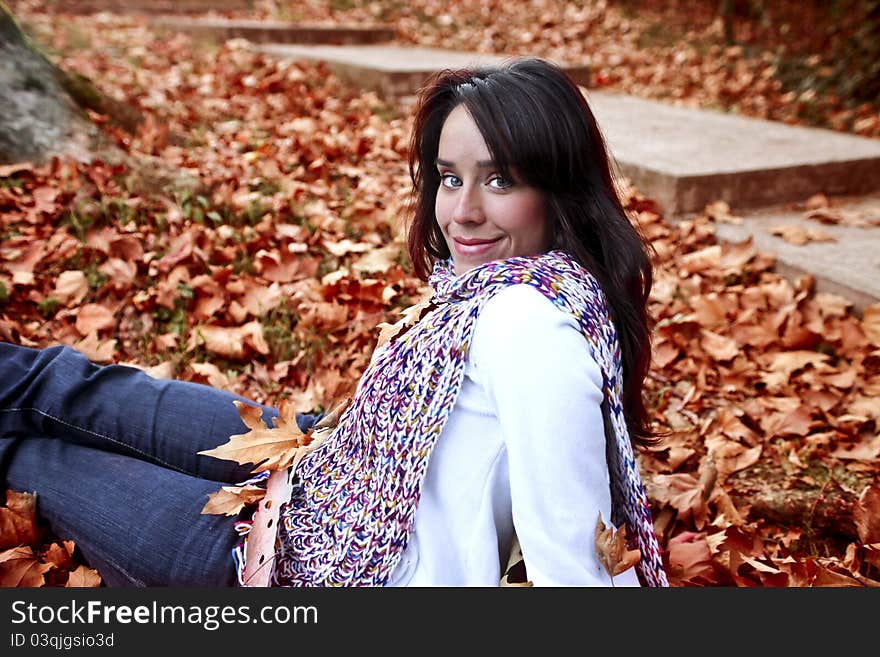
[452,184,484,224]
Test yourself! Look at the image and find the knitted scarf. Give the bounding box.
[271,249,668,587]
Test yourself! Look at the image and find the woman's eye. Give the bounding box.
[440,173,461,188]
[488,175,512,190]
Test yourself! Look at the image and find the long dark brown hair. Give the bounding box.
[406,57,657,446]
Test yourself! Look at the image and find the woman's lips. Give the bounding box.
[453,237,502,256]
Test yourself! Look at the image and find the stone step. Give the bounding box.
[58,0,254,14]
[587,90,880,217]
[705,192,880,312]
[253,44,591,98]
[149,17,395,45]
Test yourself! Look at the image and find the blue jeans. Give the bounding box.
[0,343,320,586]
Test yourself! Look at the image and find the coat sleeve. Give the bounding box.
[470,284,640,587]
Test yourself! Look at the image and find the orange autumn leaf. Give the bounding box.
[42,540,76,572]
[595,515,641,578]
[667,532,714,582]
[198,401,325,475]
[75,303,116,336]
[0,546,52,587]
[855,485,880,544]
[647,473,710,529]
[700,329,739,361]
[189,321,269,359]
[71,331,117,363]
[65,564,103,588]
[52,270,89,307]
[202,485,267,517]
[0,490,42,550]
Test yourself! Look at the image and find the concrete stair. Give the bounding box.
[587,90,880,216]
[148,17,395,45]
[254,44,592,97]
[707,192,880,312]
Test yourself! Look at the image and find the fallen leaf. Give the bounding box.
[0,546,52,587]
[667,532,713,582]
[201,485,266,516]
[65,564,102,587]
[198,401,327,474]
[595,514,641,578]
[75,303,116,336]
[0,490,42,550]
[770,224,836,245]
[855,485,880,544]
[700,329,739,361]
[72,332,117,363]
[52,271,89,307]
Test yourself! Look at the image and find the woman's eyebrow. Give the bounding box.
[435,158,495,168]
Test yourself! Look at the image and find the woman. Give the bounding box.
[0,57,667,587]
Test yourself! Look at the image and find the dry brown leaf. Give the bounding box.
[762,405,813,437]
[72,331,117,363]
[75,303,116,336]
[52,270,89,307]
[700,329,739,361]
[646,473,709,528]
[42,540,75,572]
[770,224,836,245]
[375,297,434,347]
[65,564,102,587]
[666,532,713,582]
[767,350,829,378]
[189,321,269,359]
[0,490,42,550]
[855,485,880,544]
[704,199,743,224]
[201,485,267,516]
[862,304,880,346]
[352,243,402,275]
[0,546,52,587]
[704,437,762,481]
[595,515,641,578]
[190,362,233,390]
[198,401,326,474]
[679,244,722,275]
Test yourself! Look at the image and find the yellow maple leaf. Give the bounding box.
[198,401,324,474]
[201,484,267,516]
[595,514,641,579]
[375,298,434,347]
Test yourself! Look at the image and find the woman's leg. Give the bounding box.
[2,435,243,586]
[0,342,277,483]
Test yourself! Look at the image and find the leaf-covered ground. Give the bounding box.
[1,1,879,587]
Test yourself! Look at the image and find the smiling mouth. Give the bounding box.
[453,236,503,256]
[454,237,502,246]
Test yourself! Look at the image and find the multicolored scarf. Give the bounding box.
[271,249,668,587]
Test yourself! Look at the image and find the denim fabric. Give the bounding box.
[0,342,320,586]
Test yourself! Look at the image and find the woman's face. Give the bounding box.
[434,104,549,276]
